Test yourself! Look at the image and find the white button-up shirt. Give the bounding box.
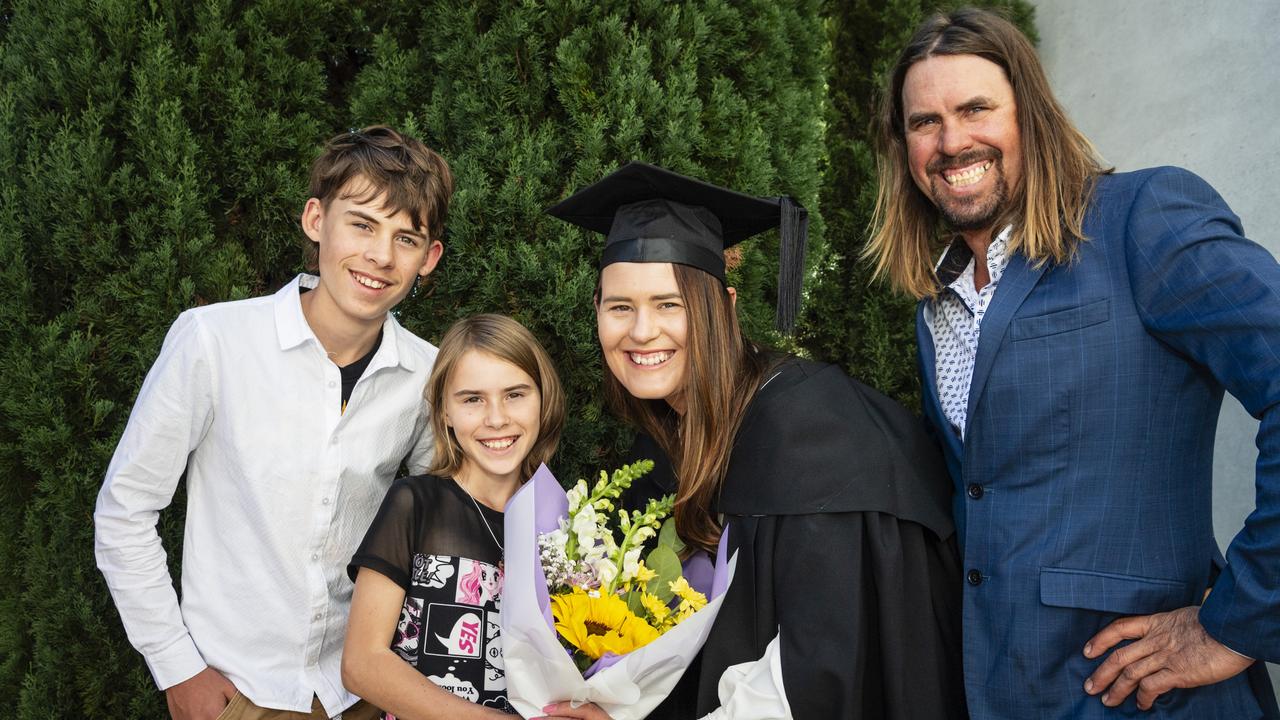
[924,226,1012,439]
[95,275,436,715]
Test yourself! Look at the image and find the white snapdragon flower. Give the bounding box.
[621,547,643,581]
[582,538,608,564]
[566,481,587,514]
[572,504,598,548]
[592,557,618,587]
[542,527,568,548]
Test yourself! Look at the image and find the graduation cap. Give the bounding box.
[546,162,808,332]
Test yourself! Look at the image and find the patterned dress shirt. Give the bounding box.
[923,225,1012,440]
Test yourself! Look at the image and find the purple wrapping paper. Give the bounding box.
[518,465,568,626]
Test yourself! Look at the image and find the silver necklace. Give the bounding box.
[458,479,504,554]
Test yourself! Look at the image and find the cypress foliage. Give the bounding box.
[798,0,1036,410]
[0,0,824,715]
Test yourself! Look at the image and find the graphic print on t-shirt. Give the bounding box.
[392,597,423,661]
[456,556,503,606]
[397,553,511,713]
[425,603,483,658]
[413,553,455,588]
[484,610,505,691]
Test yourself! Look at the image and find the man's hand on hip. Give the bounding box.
[1082,605,1253,710]
[166,666,238,720]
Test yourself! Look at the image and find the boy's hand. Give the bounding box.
[166,667,238,720]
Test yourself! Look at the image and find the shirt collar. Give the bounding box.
[933,224,1014,288]
[272,274,416,372]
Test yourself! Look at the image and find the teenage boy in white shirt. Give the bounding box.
[95,126,452,720]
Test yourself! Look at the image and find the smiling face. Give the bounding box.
[445,349,542,489]
[596,262,690,412]
[300,178,444,334]
[902,53,1022,238]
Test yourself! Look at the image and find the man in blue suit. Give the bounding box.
[864,7,1280,719]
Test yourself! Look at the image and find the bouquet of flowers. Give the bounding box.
[501,463,736,720]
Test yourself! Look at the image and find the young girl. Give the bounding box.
[343,314,565,719]
[538,163,964,720]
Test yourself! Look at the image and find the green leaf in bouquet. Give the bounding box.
[626,587,646,616]
[645,545,681,603]
[658,517,686,555]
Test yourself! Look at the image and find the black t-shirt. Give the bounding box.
[339,330,383,412]
[349,475,514,715]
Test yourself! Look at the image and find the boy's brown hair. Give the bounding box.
[306,125,454,265]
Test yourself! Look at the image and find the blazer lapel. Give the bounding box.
[916,301,946,430]
[965,253,1047,424]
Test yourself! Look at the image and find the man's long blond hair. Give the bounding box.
[865,7,1110,299]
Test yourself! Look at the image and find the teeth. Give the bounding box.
[354,274,388,289]
[480,438,515,450]
[944,161,991,187]
[629,351,672,366]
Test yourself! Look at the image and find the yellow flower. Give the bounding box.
[669,577,708,609]
[633,561,657,584]
[551,589,661,660]
[639,592,671,624]
[669,576,708,622]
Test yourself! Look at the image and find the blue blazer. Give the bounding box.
[917,167,1280,719]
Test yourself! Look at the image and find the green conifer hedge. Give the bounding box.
[0,0,1031,716]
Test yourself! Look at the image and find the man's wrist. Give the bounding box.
[1221,643,1254,662]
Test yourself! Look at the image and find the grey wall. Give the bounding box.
[1031,0,1280,694]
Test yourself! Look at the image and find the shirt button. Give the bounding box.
[967,483,985,500]
[967,569,984,586]
[311,553,319,561]
[313,612,322,621]
[330,436,338,445]
[328,381,336,388]
[322,497,330,505]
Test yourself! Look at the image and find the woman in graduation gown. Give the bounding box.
[538,162,965,720]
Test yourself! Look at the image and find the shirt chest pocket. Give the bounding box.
[1010,298,1110,341]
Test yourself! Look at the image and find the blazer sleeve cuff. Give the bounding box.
[1199,571,1268,663]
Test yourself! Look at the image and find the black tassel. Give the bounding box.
[775,197,808,333]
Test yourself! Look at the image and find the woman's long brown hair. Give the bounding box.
[601,264,769,553]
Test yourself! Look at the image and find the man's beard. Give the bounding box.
[926,150,1010,232]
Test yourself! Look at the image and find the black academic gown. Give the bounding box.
[625,357,966,720]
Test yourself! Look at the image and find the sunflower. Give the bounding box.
[550,589,661,660]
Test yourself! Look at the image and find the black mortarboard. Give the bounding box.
[546,162,808,332]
